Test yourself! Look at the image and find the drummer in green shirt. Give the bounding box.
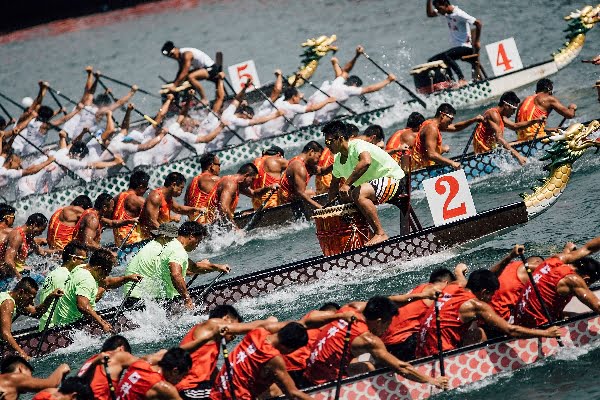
[51,248,141,333]
[324,120,407,246]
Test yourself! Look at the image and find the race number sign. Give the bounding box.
[422,170,477,227]
[228,60,261,93]
[485,38,524,77]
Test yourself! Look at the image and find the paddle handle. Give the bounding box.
[102,356,118,400]
[524,122,545,158]
[334,316,356,400]
[434,294,446,377]
[118,222,138,251]
[35,297,59,357]
[110,279,140,327]
[458,124,479,166]
[0,91,25,111]
[249,81,296,128]
[244,188,277,232]
[192,271,226,315]
[221,336,237,400]
[99,73,161,99]
[305,80,357,115]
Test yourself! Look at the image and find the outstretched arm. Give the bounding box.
[270,70,284,102]
[153,94,174,126]
[341,45,364,77]
[52,102,84,126]
[548,97,577,119]
[564,274,600,314]
[559,235,600,265]
[268,356,313,400]
[331,57,344,78]
[426,0,438,17]
[106,85,137,113]
[360,74,395,95]
[13,364,71,393]
[490,245,523,275]
[445,115,484,132]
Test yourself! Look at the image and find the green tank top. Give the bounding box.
[0,291,16,318]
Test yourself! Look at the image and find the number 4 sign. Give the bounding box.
[227,60,261,93]
[422,170,477,227]
[485,37,523,77]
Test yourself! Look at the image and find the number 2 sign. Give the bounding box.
[485,37,523,77]
[227,60,261,93]
[422,170,477,227]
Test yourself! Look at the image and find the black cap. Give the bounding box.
[161,41,175,56]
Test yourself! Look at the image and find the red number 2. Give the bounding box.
[495,43,513,71]
[236,64,252,88]
[435,176,466,220]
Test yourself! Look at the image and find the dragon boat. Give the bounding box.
[404,5,600,111]
[3,120,597,359]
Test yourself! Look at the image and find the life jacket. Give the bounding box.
[278,156,310,205]
[415,284,476,358]
[0,227,31,273]
[315,148,335,194]
[489,261,526,321]
[473,108,504,154]
[73,209,102,244]
[140,189,173,239]
[77,353,112,400]
[205,176,239,224]
[176,325,220,391]
[47,208,76,250]
[211,328,282,399]
[412,120,442,169]
[516,94,549,141]
[303,306,368,385]
[283,310,320,372]
[381,283,429,346]
[116,360,164,400]
[112,190,142,246]
[386,128,412,163]
[251,156,281,210]
[515,257,575,327]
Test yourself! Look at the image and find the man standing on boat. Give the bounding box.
[324,121,407,246]
[252,146,288,210]
[185,153,221,223]
[515,78,577,141]
[386,112,425,164]
[277,141,323,209]
[473,91,546,164]
[515,235,600,327]
[112,171,150,247]
[426,0,482,86]
[412,103,483,170]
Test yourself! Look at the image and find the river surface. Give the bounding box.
[1,0,600,398]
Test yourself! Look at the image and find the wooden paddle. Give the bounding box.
[458,124,480,167]
[102,356,118,400]
[243,187,277,232]
[303,79,357,115]
[0,91,25,111]
[334,316,356,400]
[523,122,545,158]
[98,73,162,99]
[220,334,237,400]
[434,292,446,381]
[117,222,138,254]
[110,279,141,328]
[35,297,59,356]
[191,271,226,315]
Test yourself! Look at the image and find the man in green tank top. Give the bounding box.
[0,277,63,359]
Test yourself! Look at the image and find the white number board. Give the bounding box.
[422,170,477,227]
[485,37,524,77]
[227,60,261,93]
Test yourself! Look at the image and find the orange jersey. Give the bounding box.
[386,128,412,163]
[77,353,112,400]
[412,120,442,169]
[315,148,334,194]
[474,108,504,154]
[73,209,102,244]
[116,360,164,400]
[140,189,172,239]
[0,227,30,273]
[380,283,429,346]
[186,172,217,224]
[278,157,310,205]
[489,261,525,321]
[251,156,281,210]
[205,176,239,224]
[112,190,142,246]
[47,208,76,250]
[176,326,220,391]
[516,94,548,141]
[31,392,53,400]
[283,310,320,372]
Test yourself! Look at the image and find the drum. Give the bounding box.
[313,204,373,256]
[410,61,452,94]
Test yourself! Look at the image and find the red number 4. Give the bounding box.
[496,43,513,71]
[435,176,466,220]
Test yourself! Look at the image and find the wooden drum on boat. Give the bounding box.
[313,204,373,256]
[410,61,452,94]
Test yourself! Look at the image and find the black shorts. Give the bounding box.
[180,381,212,400]
[206,64,222,81]
[386,333,418,361]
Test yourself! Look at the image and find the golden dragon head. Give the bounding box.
[539,120,600,171]
[288,35,338,87]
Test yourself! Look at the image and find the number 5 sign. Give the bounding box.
[485,37,523,77]
[228,60,261,93]
[422,170,477,227]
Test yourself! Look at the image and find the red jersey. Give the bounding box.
[490,261,525,321]
[73,209,102,244]
[77,353,112,400]
[116,360,164,400]
[47,208,76,250]
[176,325,220,391]
[283,310,320,372]
[415,284,476,358]
[211,328,282,400]
[251,156,281,210]
[515,257,575,327]
[112,190,142,246]
[315,148,334,194]
[0,227,31,273]
[386,128,412,163]
[31,392,53,400]
[205,176,240,224]
[473,108,504,153]
[516,94,549,141]
[278,156,310,205]
[140,189,173,239]
[381,284,429,346]
[303,306,368,385]
[186,172,214,209]
[412,119,442,169]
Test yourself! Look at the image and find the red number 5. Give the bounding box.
[236,64,252,88]
[435,176,466,220]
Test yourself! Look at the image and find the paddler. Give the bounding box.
[72,193,136,250]
[412,103,483,170]
[0,205,16,243]
[0,213,53,289]
[323,121,408,246]
[37,241,89,331]
[473,91,546,164]
[415,269,560,358]
[303,296,448,389]
[46,195,93,250]
[0,356,70,400]
[514,235,600,327]
[277,141,324,209]
[426,0,483,87]
[51,248,142,333]
[112,171,151,247]
[515,78,577,141]
[139,172,204,239]
[385,112,425,163]
[251,146,287,210]
[185,153,221,223]
[0,278,64,359]
[31,377,93,400]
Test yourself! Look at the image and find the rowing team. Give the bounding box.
[2,234,600,400]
